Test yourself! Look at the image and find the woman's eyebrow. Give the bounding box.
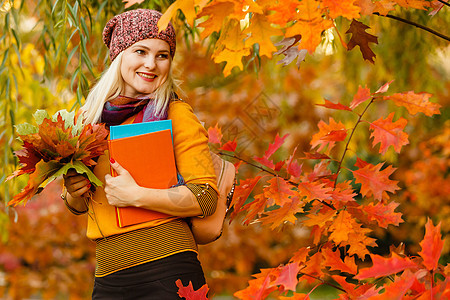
[131,44,170,53]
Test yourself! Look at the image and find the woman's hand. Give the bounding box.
[104,158,142,207]
[63,169,91,199]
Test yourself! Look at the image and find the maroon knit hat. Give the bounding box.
[102,9,176,61]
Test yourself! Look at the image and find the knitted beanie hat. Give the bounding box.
[102,9,176,61]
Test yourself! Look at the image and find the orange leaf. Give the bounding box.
[418,219,444,271]
[329,210,355,244]
[393,0,430,10]
[267,0,299,25]
[355,252,417,280]
[350,85,371,109]
[197,0,235,39]
[384,91,441,116]
[298,181,333,202]
[176,279,209,300]
[346,19,378,63]
[158,0,196,30]
[301,252,325,284]
[310,117,347,153]
[322,246,358,274]
[243,13,283,58]
[369,112,409,154]
[259,195,303,229]
[264,177,295,206]
[229,176,262,219]
[322,0,361,19]
[208,123,222,144]
[365,201,403,228]
[242,193,270,224]
[285,0,333,53]
[368,270,415,300]
[353,162,400,201]
[302,207,336,228]
[234,270,278,300]
[374,0,397,15]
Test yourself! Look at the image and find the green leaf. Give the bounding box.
[15,123,38,135]
[72,160,103,187]
[33,109,50,125]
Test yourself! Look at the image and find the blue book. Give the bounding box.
[109,120,173,140]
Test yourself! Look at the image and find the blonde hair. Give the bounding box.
[80,52,179,124]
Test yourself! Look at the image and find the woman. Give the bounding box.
[61,9,218,299]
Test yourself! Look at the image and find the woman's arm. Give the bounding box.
[104,159,202,217]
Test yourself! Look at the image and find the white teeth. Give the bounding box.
[139,73,156,79]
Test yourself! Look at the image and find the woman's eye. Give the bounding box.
[157,53,169,59]
[135,49,145,55]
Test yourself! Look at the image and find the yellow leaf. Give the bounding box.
[243,14,283,58]
[158,0,196,31]
[214,19,248,52]
[197,1,236,39]
[213,47,251,76]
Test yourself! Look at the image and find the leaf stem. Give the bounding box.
[373,12,450,42]
[334,98,374,188]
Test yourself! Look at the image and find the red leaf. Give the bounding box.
[259,195,303,229]
[219,138,237,152]
[286,147,302,178]
[374,80,394,94]
[384,91,441,116]
[274,160,285,171]
[369,112,409,154]
[418,219,444,271]
[350,85,371,109]
[355,253,417,280]
[368,270,415,300]
[208,123,222,144]
[303,152,331,160]
[264,177,295,206]
[229,176,262,220]
[365,201,403,228]
[273,263,301,292]
[353,162,400,201]
[176,280,209,300]
[346,20,378,63]
[355,157,369,168]
[317,99,352,111]
[254,133,289,169]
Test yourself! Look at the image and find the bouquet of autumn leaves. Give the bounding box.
[7,109,108,207]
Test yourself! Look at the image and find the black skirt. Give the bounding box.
[92,251,206,300]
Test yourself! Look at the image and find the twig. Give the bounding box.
[334,98,375,188]
[373,12,450,42]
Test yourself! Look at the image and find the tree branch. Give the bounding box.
[373,12,450,42]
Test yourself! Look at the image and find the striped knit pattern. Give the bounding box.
[95,220,197,277]
[186,183,218,217]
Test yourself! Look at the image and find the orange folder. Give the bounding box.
[108,129,178,227]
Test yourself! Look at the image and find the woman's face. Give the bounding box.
[120,38,171,98]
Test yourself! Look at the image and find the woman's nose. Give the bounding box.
[144,56,156,69]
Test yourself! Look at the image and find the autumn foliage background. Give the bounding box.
[0,0,449,299]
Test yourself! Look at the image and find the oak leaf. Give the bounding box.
[365,201,403,228]
[350,85,371,109]
[384,91,441,116]
[254,133,289,169]
[418,219,444,271]
[301,252,325,284]
[234,269,278,300]
[322,246,358,274]
[393,0,430,10]
[158,0,197,30]
[355,252,417,280]
[332,275,377,299]
[229,176,262,219]
[266,0,299,25]
[346,226,377,259]
[302,207,336,228]
[273,263,301,292]
[285,0,333,53]
[286,147,302,178]
[219,138,237,152]
[374,0,397,15]
[263,177,295,206]
[259,195,303,229]
[310,117,347,153]
[322,0,361,19]
[317,99,352,111]
[369,112,409,154]
[368,270,415,300]
[176,279,209,300]
[243,13,283,58]
[197,0,235,39]
[298,181,333,202]
[329,210,356,244]
[242,193,270,225]
[353,162,400,201]
[346,19,378,63]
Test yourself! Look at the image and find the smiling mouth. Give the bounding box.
[138,72,156,79]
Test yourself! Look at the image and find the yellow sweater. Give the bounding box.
[85,100,218,276]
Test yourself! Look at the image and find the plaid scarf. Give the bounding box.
[100,95,168,127]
